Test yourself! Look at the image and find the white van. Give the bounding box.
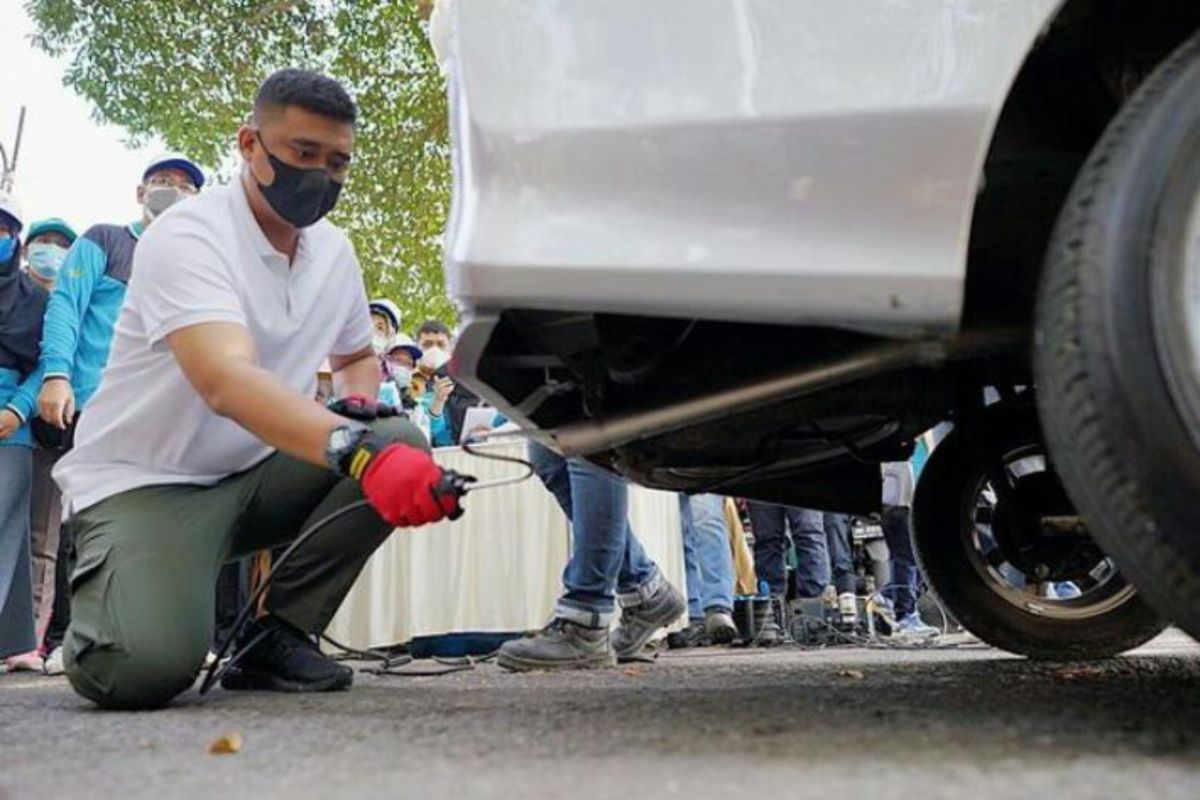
[441,1,1200,657]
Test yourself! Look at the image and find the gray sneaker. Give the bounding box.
[891,613,941,641]
[704,609,738,645]
[497,619,616,672]
[612,581,687,661]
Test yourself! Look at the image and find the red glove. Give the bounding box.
[358,444,462,527]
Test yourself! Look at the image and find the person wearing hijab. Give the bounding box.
[0,193,47,665]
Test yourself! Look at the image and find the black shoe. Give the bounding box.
[667,620,711,650]
[755,597,786,648]
[220,616,353,693]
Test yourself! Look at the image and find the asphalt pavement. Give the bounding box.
[2,631,1199,800]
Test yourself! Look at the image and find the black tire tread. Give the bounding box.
[1035,30,1200,637]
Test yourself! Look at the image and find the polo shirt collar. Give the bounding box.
[232,176,290,262]
[127,221,145,240]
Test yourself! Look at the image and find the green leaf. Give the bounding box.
[25,0,456,329]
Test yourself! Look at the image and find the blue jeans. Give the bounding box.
[528,443,660,628]
[824,512,857,596]
[679,494,735,619]
[881,505,919,618]
[1,448,35,658]
[747,502,831,598]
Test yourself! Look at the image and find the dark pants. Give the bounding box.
[64,417,425,709]
[43,508,72,652]
[824,512,857,596]
[29,447,64,648]
[47,498,238,654]
[38,420,77,654]
[881,505,919,618]
[747,502,830,598]
[213,557,252,648]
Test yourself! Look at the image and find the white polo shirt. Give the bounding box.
[55,178,374,513]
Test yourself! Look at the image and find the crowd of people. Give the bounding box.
[0,67,942,711]
[491,452,941,671]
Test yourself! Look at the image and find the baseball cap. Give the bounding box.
[26,218,77,245]
[386,333,423,363]
[143,152,206,189]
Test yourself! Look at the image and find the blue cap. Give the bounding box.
[27,217,77,245]
[386,333,423,363]
[144,152,206,189]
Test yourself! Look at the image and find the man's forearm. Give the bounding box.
[169,325,379,469]
[331,350,380,400]
[206,360,348,468]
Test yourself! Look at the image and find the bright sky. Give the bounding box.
[0,0,163,234]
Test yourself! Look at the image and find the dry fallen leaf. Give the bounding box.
[622,667,643,678]
[208,733,243,755]
[837,669,866,680]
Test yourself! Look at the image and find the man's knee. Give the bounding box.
[66,633,207,710]
[371,416,430,453]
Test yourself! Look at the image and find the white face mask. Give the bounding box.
[422,346,451,371]
[372,332,392,355]
[391,366,414,387]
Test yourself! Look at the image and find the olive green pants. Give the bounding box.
[64,418,426,709]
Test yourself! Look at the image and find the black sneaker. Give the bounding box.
[666,620,711,650]
[220,616,353,693]
[754,597,786,647]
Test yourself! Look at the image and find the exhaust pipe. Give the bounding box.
[550,329,1022,458]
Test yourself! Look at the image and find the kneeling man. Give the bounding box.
[55,69,460,709]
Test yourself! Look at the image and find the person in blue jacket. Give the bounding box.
[413,345,457,447]
[32,153,204,671]
[0,193,46,662]
[36,152,205,432]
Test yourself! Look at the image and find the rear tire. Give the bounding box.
[912,411,1164,659]
[1035,30,1200,640]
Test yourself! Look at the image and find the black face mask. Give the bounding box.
[254,132,343,228]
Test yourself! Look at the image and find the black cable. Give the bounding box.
[364,652,494,678]
[320,632,412,668]
[199,500,370,695]
[197,438,537,697]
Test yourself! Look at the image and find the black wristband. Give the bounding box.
[341,432,388,480]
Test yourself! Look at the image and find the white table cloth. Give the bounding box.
[325,442,685,649]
